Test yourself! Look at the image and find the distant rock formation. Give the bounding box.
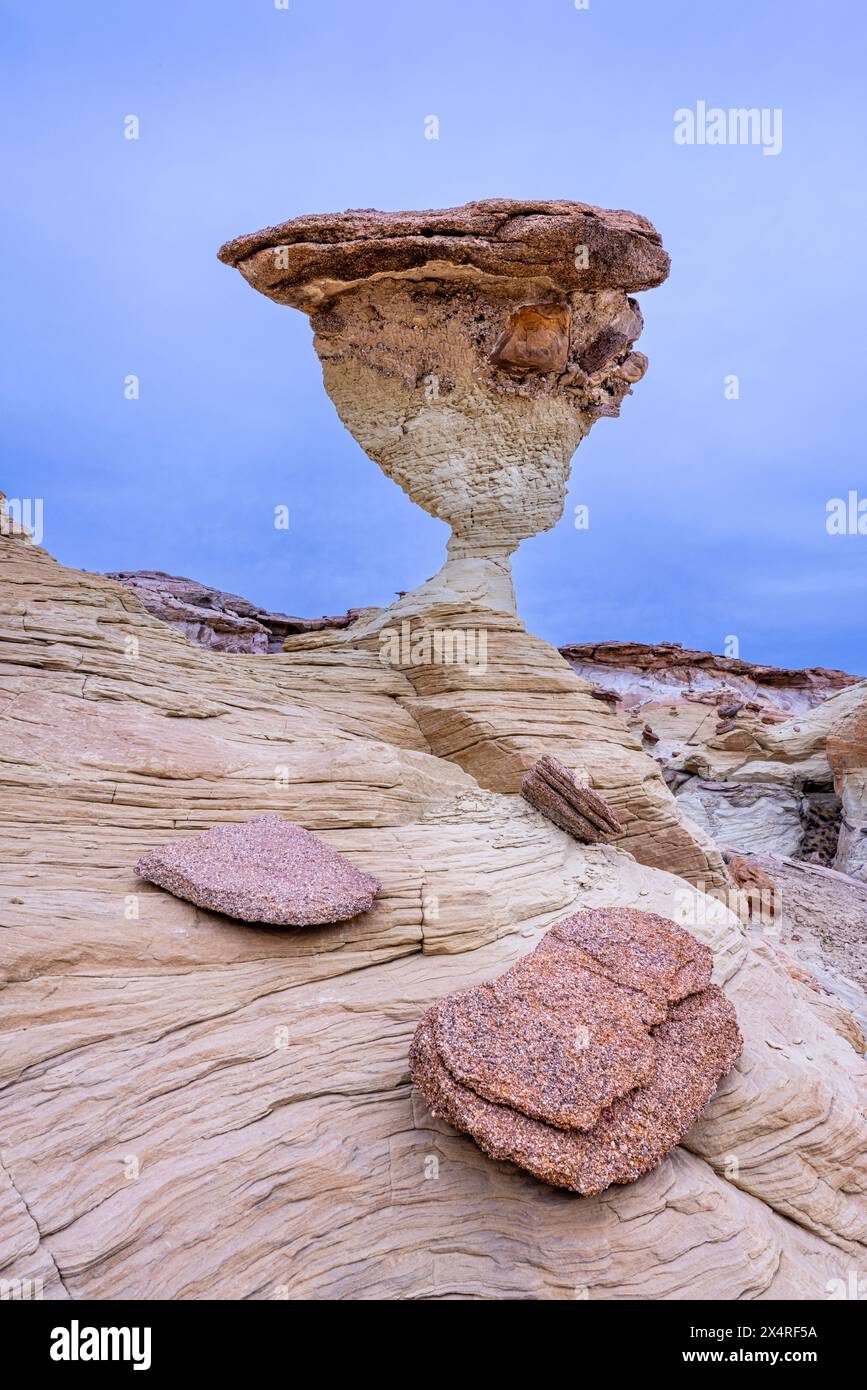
[726,849,867,1034]
[561,640,866,879]
[560,640,859,715]
[521,754,622,842]
[828,702,867,881]
[136,816,381,926]
[107,570,356,653]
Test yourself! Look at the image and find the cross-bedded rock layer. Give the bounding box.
[2,529,864,1299]
[219,199,667,575]
[410,907,742,1195]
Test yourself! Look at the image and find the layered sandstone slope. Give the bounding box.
[287,607,730,891]
[1,528,865,1299]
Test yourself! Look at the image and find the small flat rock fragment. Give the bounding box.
[410,987,742,1196]
[548,906,713,1002]
[433,969,656,1131]
[135,815,380,926]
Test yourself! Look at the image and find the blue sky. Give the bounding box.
[2,0,865,672]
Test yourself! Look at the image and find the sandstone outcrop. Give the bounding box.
[0,529,865,1298]
[563,641,866,879]
[218,203,732,895]
[136,816,381,926]
[521,753,622,843]
[108,571,355,654]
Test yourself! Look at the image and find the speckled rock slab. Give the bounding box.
[411,987,741,1195]
[410,907,741,1194]
[217,198,670,306]
[522,754,623,843]
[136,815,380,926]
[433,970,656,1131]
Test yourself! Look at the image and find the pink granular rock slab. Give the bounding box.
[433,971,657,1132]
[135,815,381,926]
[546,907,713,1002]
[411,987,742,1196]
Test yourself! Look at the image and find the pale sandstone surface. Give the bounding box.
[730,851,867,1035]
[286,605,732,893]
[1,196,863,1299]
[1,530,865,1299]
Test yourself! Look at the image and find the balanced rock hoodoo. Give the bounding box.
[219,199,667,615]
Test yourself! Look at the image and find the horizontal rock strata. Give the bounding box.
[218,198,670,304]
[2,531,865,1297]
[560,640,860,715]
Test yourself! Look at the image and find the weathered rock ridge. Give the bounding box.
[562,640,867,881]
[561,640,860,715]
